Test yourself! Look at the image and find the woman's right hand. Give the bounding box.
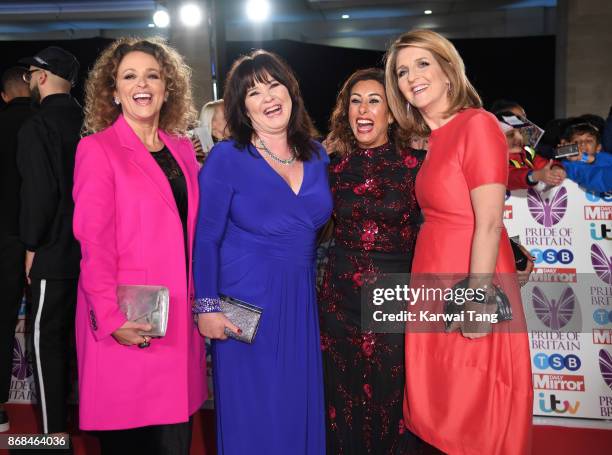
[111,321,152,346]
[196,312,241,340]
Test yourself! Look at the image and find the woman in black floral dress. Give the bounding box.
[318,68,424,454]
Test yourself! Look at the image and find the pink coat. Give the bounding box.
[73,115,207,430]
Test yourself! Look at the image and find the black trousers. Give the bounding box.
[96,418,193,455]
[0,236,25,404]
[28,277,77,434]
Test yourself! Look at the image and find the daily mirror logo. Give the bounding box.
[533,374,585,392]
[528,187,568,227]
[584,206,612,220]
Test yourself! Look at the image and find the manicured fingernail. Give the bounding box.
[237,329,243,334]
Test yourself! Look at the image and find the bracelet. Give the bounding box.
[192,297,222,313]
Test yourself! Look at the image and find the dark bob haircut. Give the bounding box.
[223,49,319,161]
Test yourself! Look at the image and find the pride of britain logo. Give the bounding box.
[591,244,612,285]
[599,349,612,390]
[528,187,568,227]
[532,286,576,331]
[12,336,32,380]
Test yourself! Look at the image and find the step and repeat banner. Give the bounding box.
[505,180,612,420]
[9,180,612,423]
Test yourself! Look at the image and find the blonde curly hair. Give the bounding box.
[82,36,197,136]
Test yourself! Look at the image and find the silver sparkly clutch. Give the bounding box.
[219,295,263,344]
[118,285,169,337]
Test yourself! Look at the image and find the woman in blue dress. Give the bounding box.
[193,50,332,454]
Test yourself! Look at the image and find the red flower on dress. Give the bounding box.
[329,406,337,420]
[403,154,418,169]
[398,418,406,434]
[361,220,378,242]
[352,272,364,287]
[353,183,367,195]
[361,333,375,357]
[363,383,373,399]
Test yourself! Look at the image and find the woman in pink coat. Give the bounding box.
[72,37,206,454]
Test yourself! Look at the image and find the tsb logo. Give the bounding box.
[533,353,581,371]
[538,393,580,414]
[594,309,612,325]
[531,249,574,265]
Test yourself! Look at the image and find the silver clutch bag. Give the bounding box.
[219,295,263,344]
[118,285,169,337]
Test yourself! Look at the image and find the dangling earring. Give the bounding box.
[113,96,120,105]
[406,102,411,114]
[447,81,452,96]
[164,93,169,102]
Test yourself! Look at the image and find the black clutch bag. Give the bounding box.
[444,278,513,331]
[509,237,529,271]
[219,295,263,344]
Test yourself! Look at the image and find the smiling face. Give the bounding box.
[114,51,166,125]
[244,73,292,136]
[348,79,392,149]
[395,46,450,115]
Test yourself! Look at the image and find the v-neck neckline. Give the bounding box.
[250,143,307,196]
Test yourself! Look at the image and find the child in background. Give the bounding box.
[497,111,566,190]
[562,122,612,193]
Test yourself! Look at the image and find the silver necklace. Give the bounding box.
[257,137,297,166]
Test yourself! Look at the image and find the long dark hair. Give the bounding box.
[223,49,319,160]
[327,67,408,156]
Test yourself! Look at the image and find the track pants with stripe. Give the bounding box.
[28,278,77,434]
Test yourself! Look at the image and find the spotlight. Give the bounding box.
[341,14,350,19]
[424,10,433,15]
[246,0,270,22]
[153,7,170,28]
[180,3,203,27]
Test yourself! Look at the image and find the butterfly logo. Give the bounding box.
[532,286,575,330]
[11,336,32,381]
[591,244,612,285]
[599,349,612,390]
[527,187,567,227]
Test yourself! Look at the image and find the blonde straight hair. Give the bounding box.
[196,99,224,154]
[384,29,482,137]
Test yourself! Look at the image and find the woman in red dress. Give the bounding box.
[384,30,533,454]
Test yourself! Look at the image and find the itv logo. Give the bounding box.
[537,393,580,415]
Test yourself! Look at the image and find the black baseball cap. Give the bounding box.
[19,46,80,85]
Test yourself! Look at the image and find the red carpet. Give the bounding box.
[0,403,609,454]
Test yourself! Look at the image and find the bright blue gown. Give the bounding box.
[193,140,332,454]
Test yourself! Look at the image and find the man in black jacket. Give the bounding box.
[17,47,83,436]
[0,67,34,433]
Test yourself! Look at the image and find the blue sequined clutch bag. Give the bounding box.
[219,295,263,344]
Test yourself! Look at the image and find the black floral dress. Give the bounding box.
[318,142,424,454]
